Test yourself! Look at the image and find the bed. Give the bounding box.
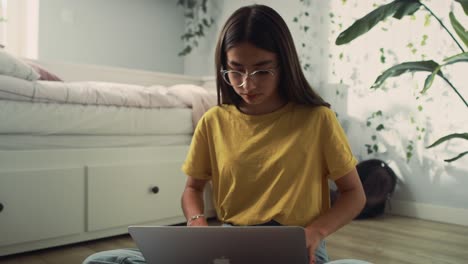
[0,58,217,256]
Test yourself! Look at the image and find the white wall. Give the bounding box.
[38,0,185,74]
[325,0,468,226]
[2,0,39,58]
[183,0,331,88]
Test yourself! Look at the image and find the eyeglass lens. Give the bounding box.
[223,70,273,87]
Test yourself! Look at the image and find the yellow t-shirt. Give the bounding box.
[182,102,357,227]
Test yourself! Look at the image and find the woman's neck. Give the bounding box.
[238,97,288,115]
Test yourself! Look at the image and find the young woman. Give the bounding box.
[83,4,365,264]
[181,4,365,264]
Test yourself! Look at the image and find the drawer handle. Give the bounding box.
[0,203,3,213]
[151,186,160,194]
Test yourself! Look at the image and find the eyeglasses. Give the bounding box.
[220,67,277,87]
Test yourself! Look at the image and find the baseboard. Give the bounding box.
[386,199,468,227]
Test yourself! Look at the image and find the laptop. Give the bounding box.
[128,225,308,264]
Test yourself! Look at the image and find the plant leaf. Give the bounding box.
[449,12,468,48]
[455,0,468,15]
[442,52,468,66]
[336,0,421,45]
[422,65,441,94]
[371,61,442,89]
[422,52,468,94]
[426,133,468,148]
[444,151,468,162]
[202,0,208,13]
[186,0,196,9]
[178,46,192,57]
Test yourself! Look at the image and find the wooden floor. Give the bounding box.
[326,215,468,264]
[1,215,467,264]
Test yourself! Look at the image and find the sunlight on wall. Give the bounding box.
[0,0,6,45]
[3,0,39,58]
[0,0,6,46]
[328,0,468,208]
[329,0,467,162]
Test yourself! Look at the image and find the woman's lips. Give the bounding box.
[244,94,259,100]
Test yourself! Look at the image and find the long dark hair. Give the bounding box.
[214,4,330,108]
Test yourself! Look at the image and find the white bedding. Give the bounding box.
[0,75,187,108]
[0,75,217,128]
[0,134,191,150]
[0,100,193,135]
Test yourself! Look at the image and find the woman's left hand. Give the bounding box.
[304,227,324,264]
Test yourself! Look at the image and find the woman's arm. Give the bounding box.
[305,168,366,263]
[181,176,210,226]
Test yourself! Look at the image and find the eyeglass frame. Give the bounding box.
[220,66,278,88]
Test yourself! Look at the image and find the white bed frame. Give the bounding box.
[0,61,216,256]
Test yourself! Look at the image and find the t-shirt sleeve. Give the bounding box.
[181,115,212,180]
[321,108,358,181]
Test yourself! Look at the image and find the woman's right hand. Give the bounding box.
[188,217,209,226]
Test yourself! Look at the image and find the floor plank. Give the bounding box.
[1,215,467,264]
[326,215,468,264]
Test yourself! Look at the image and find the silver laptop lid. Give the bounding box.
[129,226,308,264]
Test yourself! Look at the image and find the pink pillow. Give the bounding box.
[26,62,63,81]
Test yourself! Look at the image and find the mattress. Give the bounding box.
[0,100,193,135]
[0,75,187,108]
[0,134,192,150]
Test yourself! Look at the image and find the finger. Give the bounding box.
[308,248,316,264]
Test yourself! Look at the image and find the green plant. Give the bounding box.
[365,110,384,155]
[293,8,313,72]
[177,0,214,56]
[336,0,468,162]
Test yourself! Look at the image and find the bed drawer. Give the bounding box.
[0,168,85,246]
[87,161,187,231]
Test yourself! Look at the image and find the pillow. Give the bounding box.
[0,50,40,81]
[26,61,63,81]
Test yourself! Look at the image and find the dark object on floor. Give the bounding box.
[331,159,397,219]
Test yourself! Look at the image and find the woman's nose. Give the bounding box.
[242,75,256,91]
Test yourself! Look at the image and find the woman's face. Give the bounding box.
[225,42,283,110]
